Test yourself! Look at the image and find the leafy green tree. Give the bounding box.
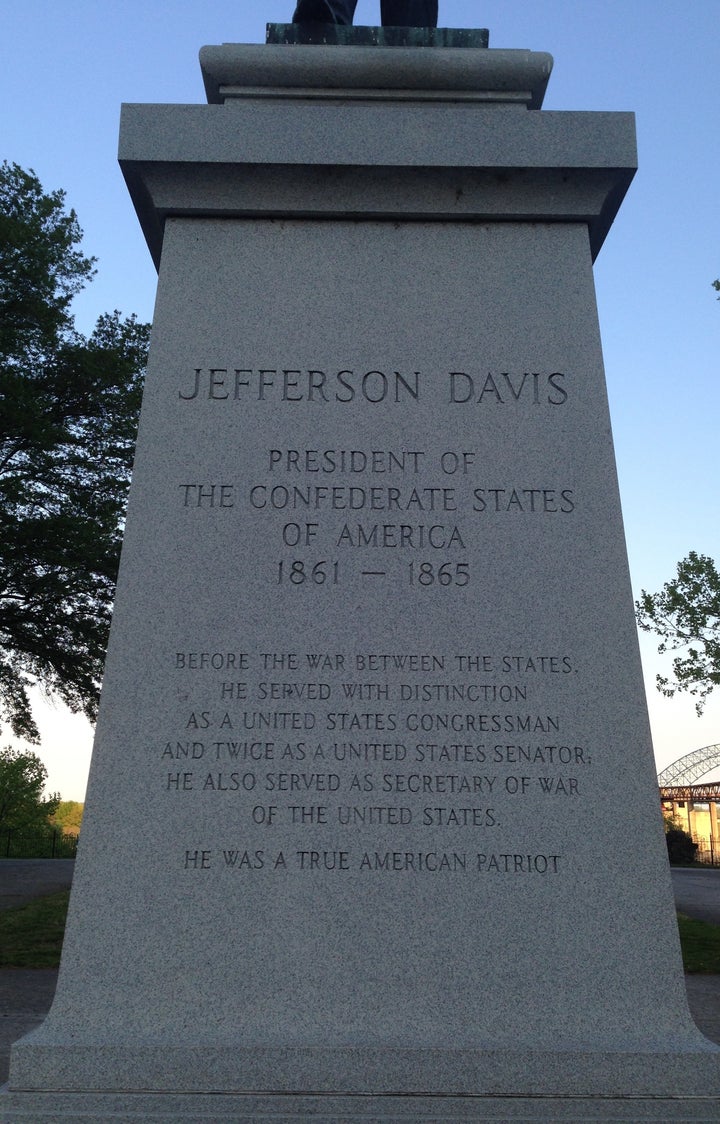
[49,799,83,836]
[636,551,720,714]
[0,746,59,832]
[665,827,698,866]
[0,161,150,740]
[663,810,683,833]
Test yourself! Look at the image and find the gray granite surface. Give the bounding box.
[4,38,719,1122]
[199,42,548,105]
[3,864,719,1093]
[2,867,719,1118]
[122,45,631,272]
[3,1088,720,1121]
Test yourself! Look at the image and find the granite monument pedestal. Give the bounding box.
[3,31,719,1122]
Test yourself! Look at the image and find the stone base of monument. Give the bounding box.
[3,1089,720,1122]
[3,33,719,1122]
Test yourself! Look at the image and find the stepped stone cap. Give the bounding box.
[120,41,633,268]
[200,43,553,108]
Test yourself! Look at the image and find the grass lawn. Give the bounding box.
[1,892,720,973]
[0,890,70,968]
[677,912,720,973]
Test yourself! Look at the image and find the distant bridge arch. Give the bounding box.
[657,743,720,786]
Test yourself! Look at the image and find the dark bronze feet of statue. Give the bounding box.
[292,0,438,28]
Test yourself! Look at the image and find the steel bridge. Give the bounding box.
[657,742,720,786]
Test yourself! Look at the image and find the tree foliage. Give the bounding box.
[49,799,83,836]
[636,551,720,714]
[665,827,698,866]
[0,161,150,740]
[0,746,59,832]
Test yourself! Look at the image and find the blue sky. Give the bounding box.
[2,0,719,800]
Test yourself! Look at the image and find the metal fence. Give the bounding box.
[2,828,78,859]
[691,835,720,867]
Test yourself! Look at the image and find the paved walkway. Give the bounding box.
[672,866,720,925]
[0,861,76,1085]
[0,858,75,911]
[1,861,719,1087]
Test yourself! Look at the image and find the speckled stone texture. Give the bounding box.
[4,41,719,1122]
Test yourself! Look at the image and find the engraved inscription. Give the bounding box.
[171,648,585,878]
[170,357,579,880]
